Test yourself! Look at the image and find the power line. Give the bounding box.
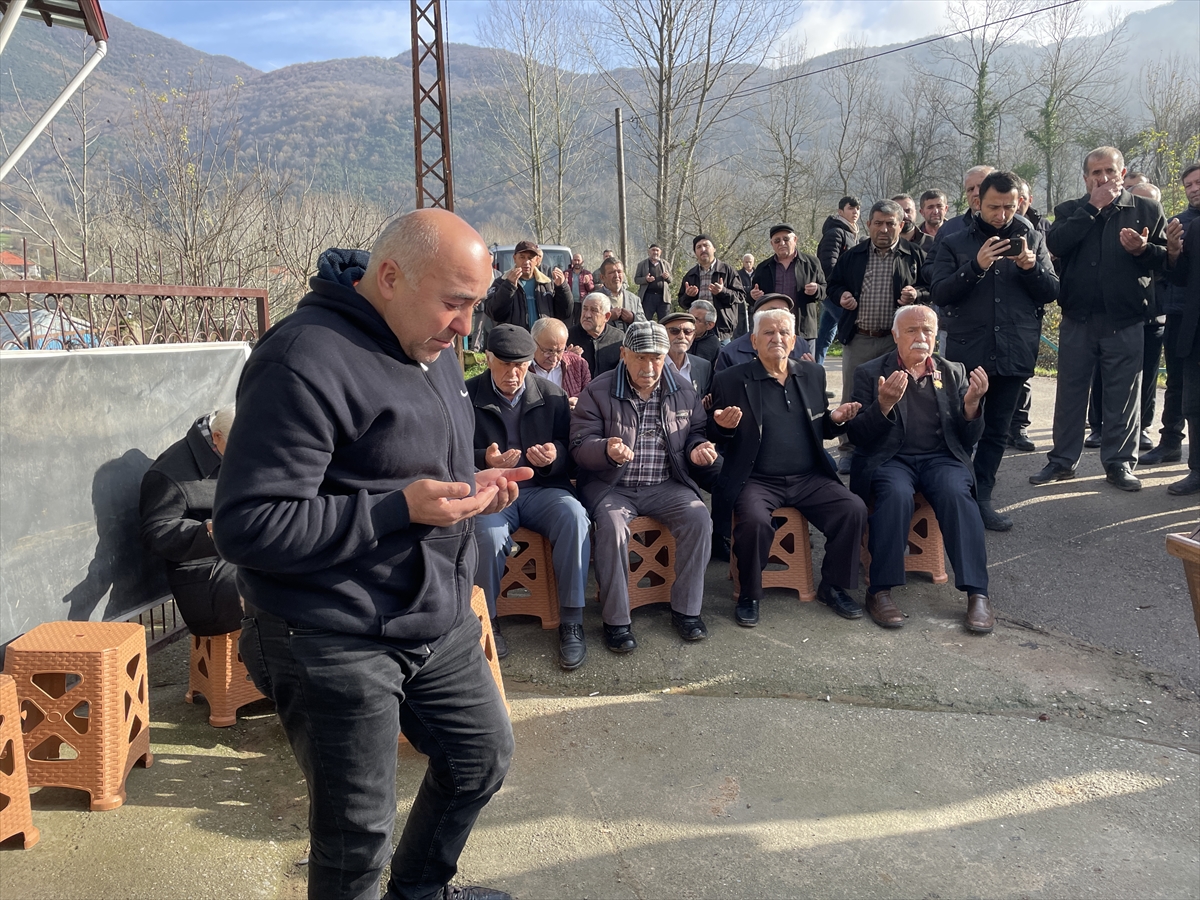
[456,0,1083,203]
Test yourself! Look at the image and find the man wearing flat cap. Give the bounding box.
[485,240,572,330]
[715,293,810,373]
[748,224,827,357]
[571,321,719,652]
[679,235,746,343]
[661,311,713,397]
[468,324,593,670]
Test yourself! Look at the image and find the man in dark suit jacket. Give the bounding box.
[707,308,868,627]
[468,325,592,670]
[140,407,243,636]
[1163,202,1200,496]
[660,311,713,396]
[748,223,826,356]
[566,292,624,376]
[1031,146,1168,492]
[678,235,746,342]
[844,305,994,635]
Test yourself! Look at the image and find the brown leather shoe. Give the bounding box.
[865,589,904,628]
[965,593,995,634]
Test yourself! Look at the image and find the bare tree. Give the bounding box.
[754,40,821,226]
[1022,4,1127,209]
[931,0,1033,166]
[1130,53,1200,212]
[875,74,960,197]
[819,42,881,199]
[589,0,788,254]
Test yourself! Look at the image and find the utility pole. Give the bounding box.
[615,107,628,265]
[410,0,454,210]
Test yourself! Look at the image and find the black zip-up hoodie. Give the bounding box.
[213,272,477,641]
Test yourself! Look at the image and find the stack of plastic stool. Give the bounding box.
[0,674,39,848]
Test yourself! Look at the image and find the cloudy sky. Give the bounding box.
[101,0,1174,72]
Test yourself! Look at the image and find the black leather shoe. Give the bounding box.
[1083,432,1102,449]
[558,622,586,670]
[734,597,759,627]
[1139,430,1154,451]
[1167,471,1200,496]
[490,618,508,660]
[672,611,708,641]
[977,499,1013,532]
[603,623,637,653]
[1105,463,1141,492]
[1029,462,1075,485]
[1140,443,1183,465]
[443,886,513,900]
[837,454,852,475]
[1007,430,1036,452]
[816,581,863,619]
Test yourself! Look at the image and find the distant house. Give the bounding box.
[0,251,41,279]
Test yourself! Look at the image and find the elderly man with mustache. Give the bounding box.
[843,304,995,636]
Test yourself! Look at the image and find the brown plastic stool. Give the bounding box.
[4,621,152,811]
[495,527,560,628]
[861,492,949,584]
[185,630,268,727]
[0,674,39,848]
[596,515,676,611]
[730,507,818,601]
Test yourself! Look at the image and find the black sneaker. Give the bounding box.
[671,611,708,641]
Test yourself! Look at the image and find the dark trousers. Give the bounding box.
[868,453,988,593]
[693,455,731,545]
[1087,316,1164,435]
[240,607,513,900]
[973,374,1026,500]
[1157,313,1187,447]
[1049,314,1143,469]
[1010,378,1033,433]
[641,293,670,322]
[1183,341,1200,472]
[732,472,867,598]
[173,558,244,636]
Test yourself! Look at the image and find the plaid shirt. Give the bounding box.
[620,379,671,487]
[697,265,714,304]
[858,246,896,332]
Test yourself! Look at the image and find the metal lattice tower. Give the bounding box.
[410,0,454,210]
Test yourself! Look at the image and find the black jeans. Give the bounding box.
[1158,313,1187,447]
[240,606,513,900]
[973,374,1026,500]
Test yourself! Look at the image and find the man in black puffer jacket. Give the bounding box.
[214,210,528,900]
[814,196,861,364]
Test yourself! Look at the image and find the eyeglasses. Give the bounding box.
[667,327,695,336]
[536,345,564,355]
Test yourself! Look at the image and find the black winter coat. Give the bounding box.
[929,214,1059,377]
[678,259,746,341]
[829,240,929,344]
[749,252,827,339]
[816,214,858,278]
[485,272,572,329]
[466,372,574,491]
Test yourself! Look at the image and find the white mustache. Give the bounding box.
[911,341,931,350]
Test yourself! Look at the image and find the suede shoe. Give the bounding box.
[1140,443,1183,465]
[1139,430,1154,451]
[1167,471,1200,496]
[443,887,513,900]
[1083,431,1102,449]
[603,623,637,653]
[672,611,708,642]
[976,499,1013,532]
[816,581,863,619]
[1007,430,1036,452]
[965,593,995,634]
[865,589,904,628]
[558,622,586,670]
[734,597,760,627]
[490,618,508,660]
[1029,462,1075,485]
[1105,463,1141,492]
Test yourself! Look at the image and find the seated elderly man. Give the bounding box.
[140,405,243,636]
[468,325,592,670]
[571,321,719,651]
[708,308,868,626]
[688,300,721,363]
[567,291,624,376]
[530,316,591,408]
[715,293,810,372]
[660,310,713,396]
[844,304,994,633]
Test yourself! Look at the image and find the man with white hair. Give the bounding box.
[214,209,527,900]
[571,321,719,652]
[688,299,721,364]
[566,291,624,376]
[140,404,243,637]
[845,305,995,635]
[530,316,590,406]
[708,308,868,627]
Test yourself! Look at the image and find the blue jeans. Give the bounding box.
[240,606,513,900]
[474,485,591,615]
[814,301,840,366]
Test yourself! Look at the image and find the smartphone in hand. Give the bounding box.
[998,236,1026,257]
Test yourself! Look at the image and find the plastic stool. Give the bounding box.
[730,507,818,601]
[862,492,949,584]
[0,674,38,848]
[495,527,560,628]
[596,516,676,611]
[4,621,153,811]
[185,630,268,727]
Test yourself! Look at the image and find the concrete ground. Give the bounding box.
[3,369,1198,900]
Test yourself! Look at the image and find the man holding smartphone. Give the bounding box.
[928,170,1059,531]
